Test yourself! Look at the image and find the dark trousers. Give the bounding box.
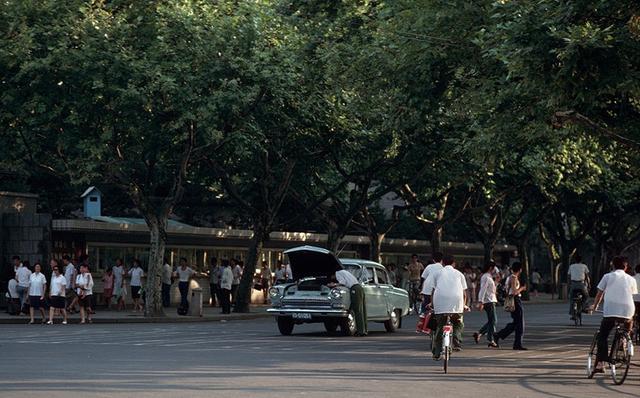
[433,313,464,355]
[231,284,239,304]
[597,317,632,362]
[496,296,524,348]
[178,281,189,307]
[569,282,589,314]
[162,283,171,308]
[479,302,497,343]
[209,283,219,306]
[350,284,367,335]
[221,288,231,314]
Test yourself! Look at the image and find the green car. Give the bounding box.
[268,245,411,336]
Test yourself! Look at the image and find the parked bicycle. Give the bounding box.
[587,314,634,385]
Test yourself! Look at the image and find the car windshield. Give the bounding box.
[343,264,365,281]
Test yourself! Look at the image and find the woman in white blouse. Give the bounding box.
[473,262,499,348]
[75,264,94,324]
[28,263,47,324]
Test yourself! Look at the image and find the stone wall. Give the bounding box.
[2,213,52,268]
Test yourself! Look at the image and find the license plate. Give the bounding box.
[292,313,312,320]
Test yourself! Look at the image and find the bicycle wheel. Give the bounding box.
[610,333,631,385]
[572,302,578,326]
[443,347,449,374]
[586,332,598,379]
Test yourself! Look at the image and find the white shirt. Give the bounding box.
[221,267,234,290]
[129,267,144,287]
[285,264,293,280]
[531,272,541,284]
[568,263,589,282]
[477,272,497,304]
[64,263,76,288]
[28,272,47,296]
[7,279,18,298]
[113,265,125,287]
[209,265,221,284]
[16,266,32,287]
[162,263,173,285]
[432,266,467,314]
[76,273,94,296]
[421,263,443,294]
[634,274,640,292]
[336,270,359,288]
[176,267,195,282]
[50,274,67,296]
[597,270,638,319]
[232,265,242,285]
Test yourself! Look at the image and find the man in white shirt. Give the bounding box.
[567,254,590,316]
[62,255,78,313]
[220,260,234,314]
[421,252,444,307]
[47,259,68,325]
[590,256,638,373]
[162,258,173,308]
[474,262,499,347]
[231,259,243,304]
[6,275,19,315]
[332,269,367,336]
[128,259,145,312]
[28,263,47,324]
[174,258,195,309]
[429,254,467,360]
[112,258,126,311]
[15,261,32,309]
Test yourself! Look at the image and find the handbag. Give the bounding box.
[504,295,516,312]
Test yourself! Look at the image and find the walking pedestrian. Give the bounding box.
[260,261,271,304]
[112,258,126,310]
[47,259,68,325]
[174,258,195,309]
[220,260,233,314]
[128,259,144,312]
[474,262,498,348]
[15,258,31,311]
[332,268,367,336]
[62,255,78,314]
[530,268,542,297]
[428,254,467,359]
[76,263,94,324]
[28,262,47,324]
[494,262,528,350]
[162,258,172,308]
[208,257,220,307]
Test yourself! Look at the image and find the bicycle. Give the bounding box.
[587,316,634,385]
[570,290,584,326]
[441,314,453,374]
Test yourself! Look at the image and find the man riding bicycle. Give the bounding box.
[568,254,590,319]
[589,256,638,373]
[427,254,467,360]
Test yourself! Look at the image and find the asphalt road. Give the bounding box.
[1,302,638,398]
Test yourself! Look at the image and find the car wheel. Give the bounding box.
[384,309,401,333]
[324,320,339,334]
[340,311,357,336]
[277,316,294,335]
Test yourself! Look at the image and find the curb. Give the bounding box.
[0,312,272,325]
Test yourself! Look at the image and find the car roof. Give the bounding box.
[339,259,386,269]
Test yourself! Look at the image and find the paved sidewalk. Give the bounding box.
[0,304,271,324]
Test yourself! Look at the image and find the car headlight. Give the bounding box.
[330,288,344,299]
[269,287,280,298]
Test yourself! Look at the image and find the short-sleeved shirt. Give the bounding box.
[16,266,32,287]
[76,273,94,296]
[64,263,76,287]
[113,265,125,287]
[163,263,173,285]
[421,263,443,294]
[209,265,221,284]
[568,263,589,282]
[28,273,47,296]
[176,267,195,282]
[233,265,242,285]
[221,267,234,290]
[8,279,18,298]
[129,267,144,287]
[597,270,638,319]
[432,266,467,314]
[50,274,67,296]
[336,270,359,288]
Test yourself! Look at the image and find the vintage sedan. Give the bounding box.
[267,245,410,336]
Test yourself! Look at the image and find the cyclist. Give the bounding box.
[589,256,638,373]
[420,252,443,310]
[568,254,590,319]
[428,254,467,360]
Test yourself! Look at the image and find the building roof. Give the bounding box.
[89,216,190,228]
[80,186,101,198]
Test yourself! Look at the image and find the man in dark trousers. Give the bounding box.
[333,269,367,336]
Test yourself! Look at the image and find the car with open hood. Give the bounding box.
[267,245,410,336]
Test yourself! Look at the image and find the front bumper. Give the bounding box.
[267,308,349,317]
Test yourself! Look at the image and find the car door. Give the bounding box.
[375,267,393,317]
[362,265,386,319]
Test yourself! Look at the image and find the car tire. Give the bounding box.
[384,309,401,333]
[340,311,357,336]
[277,316,294,335]
[324,320,339,334]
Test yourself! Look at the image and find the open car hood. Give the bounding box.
[284,245,343,281]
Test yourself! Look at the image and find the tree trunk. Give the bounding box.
[369,233,384,263]
[430,225,443,254]
[234,226,266,313]
[145,219,166,317]
[482,240,494,266]
[518,239,530,301]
